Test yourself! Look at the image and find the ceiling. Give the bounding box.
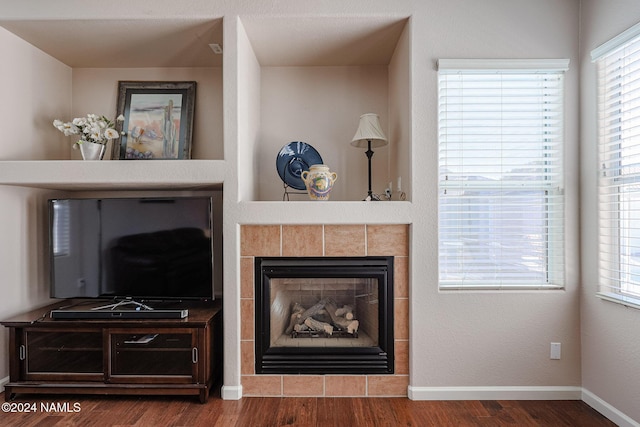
[0,16,408,68]
[0,18,224,68]
[241,16,408,66]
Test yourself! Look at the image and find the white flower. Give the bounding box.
[53,113,122,145]
[104,128,119,139]
[72,117,87,127]
[54,121,79,136]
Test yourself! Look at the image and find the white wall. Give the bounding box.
[389,20,412,201]
[580,1,640,423]
[408,0,582,395]
[259,66,389,201]
[0,26,71,382]
[0,26,71,160]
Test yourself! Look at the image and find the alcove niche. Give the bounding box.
[0,17,224,191]
[235,16,412,202]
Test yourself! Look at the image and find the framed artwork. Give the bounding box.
[114,81,196,160]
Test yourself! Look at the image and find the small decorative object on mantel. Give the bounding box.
[53,113,124,160]
[301,164,338,201]
[350,113,388,201]
[276,141,324,201]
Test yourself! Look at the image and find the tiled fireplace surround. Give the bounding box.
[240,224,409,397]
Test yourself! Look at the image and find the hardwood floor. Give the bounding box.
[1,392,616,426]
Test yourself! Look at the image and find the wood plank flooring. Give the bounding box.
[1,392,617,426]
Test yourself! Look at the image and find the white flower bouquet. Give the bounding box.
[53,113,124,148]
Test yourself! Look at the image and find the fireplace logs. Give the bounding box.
[286,297,360,338]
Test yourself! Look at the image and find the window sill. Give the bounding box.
[439,284,564,291]
[596,292,640,310]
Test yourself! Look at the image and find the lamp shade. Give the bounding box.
[351,113,388,148]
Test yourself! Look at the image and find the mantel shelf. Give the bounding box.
[0,160,226,191]
[237,200,413,225]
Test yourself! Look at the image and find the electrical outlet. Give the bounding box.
[208,43,223,54]
[550,342,561,360]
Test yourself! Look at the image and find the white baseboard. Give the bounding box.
[407,385,582,401]
[0,376,8,392]
[221,385,243,400]
[582,389,640,427]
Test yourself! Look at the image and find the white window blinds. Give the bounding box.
[437,59,568,289]
[593,23,640,305]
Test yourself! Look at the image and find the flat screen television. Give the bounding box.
[49,196,219,302]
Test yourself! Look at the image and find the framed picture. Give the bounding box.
[114,81,196,160]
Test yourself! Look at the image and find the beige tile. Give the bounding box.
[324,225,366,256]
[325,376,366,397]
[394,340,409,375]
[283,375,324,396]
[367,224,409,256]
[394,298,409,340]
[242,375,282,396]
[241,225,281,256]
[240,299,254,341]
[241,340,254,375]
[240,257,254,299]
[282,225,324,256]
[394,256,409,298]
[367,375,409,396]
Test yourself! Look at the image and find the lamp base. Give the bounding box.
[364,193,382,201]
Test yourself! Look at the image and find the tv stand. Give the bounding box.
[1,299,222,403]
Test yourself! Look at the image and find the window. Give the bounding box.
[593,22,640,307]
[52,200,70,257]
[437,59,568,289]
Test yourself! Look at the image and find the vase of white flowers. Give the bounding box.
[53,113,124,160]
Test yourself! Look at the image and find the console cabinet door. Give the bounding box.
[22,328,104,381]
[108,328,199,384]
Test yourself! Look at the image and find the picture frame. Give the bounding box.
[114,81,196,160]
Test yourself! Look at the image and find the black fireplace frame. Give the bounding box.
[255,256,394,375]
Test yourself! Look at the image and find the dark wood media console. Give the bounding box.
[1,299,222,403]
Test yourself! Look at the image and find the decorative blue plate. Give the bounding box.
[276,142,323,190]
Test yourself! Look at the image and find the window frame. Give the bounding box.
[593,22,640,309]
[437,59,569,290]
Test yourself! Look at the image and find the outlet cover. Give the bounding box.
[550,342,561,360]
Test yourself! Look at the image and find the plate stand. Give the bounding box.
[282,182,308,201]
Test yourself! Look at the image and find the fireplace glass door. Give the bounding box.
[270,277,378,347]
[255,257,394,374]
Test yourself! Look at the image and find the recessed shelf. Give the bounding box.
[237,16,412,202]
[0,160,226,191]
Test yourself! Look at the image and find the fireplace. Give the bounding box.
[255,256,394,375]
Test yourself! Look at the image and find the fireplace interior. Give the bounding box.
[255,257,394,374]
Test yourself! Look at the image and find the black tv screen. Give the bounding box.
[49,196,217,301]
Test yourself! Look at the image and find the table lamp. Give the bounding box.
[351,113,388,201]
